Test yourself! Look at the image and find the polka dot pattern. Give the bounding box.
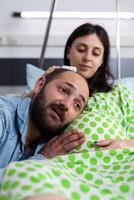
[0,85,134,200]
[0,147,134,200]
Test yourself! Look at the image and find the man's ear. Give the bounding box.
[33,76,46,94]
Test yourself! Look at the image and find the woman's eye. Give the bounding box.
[77,48,85,52]
[93,51,101,56]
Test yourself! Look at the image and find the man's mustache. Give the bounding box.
[50,103,68,122]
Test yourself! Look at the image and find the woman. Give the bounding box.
[64,23,114,95]
[41,23,133,156]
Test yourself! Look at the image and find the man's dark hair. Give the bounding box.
[45,68,89,93]
[45,68,71,85]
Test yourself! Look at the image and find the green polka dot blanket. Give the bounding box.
[0,148,134,200]
[0,85,134,200]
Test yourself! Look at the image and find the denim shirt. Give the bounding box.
[0,96,45,180]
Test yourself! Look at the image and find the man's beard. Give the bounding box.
[30,88,70,142]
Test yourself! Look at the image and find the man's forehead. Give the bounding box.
[57,71,83,81]
[53,71,89,103]
[53,72,85,87]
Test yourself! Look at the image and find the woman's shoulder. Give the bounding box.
[92,84,132,98]
[112,84,133,100]
[87,84,133,111]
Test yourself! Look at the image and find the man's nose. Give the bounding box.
[58,103,68,112]
[60,97,72,111]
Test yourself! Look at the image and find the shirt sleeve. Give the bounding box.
[118,85,134,138]
[28,153,46,160]
[0,108,6,140]
[0,168,5,183]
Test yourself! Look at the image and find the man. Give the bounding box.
[0,68,89,178]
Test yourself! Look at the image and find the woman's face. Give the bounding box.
[67,33,104,79]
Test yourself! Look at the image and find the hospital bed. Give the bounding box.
[0,63,134,200]
[0,0,134,199]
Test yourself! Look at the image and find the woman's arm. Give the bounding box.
[94,139,134,149]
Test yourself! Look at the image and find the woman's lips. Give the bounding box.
[79,64,92,71]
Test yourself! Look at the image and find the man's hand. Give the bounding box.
[94,139,134,149]
[39,130,86,158]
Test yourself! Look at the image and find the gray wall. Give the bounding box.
[0,57,134,86]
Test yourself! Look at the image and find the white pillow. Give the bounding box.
[25,64,134,98]
[25,63,45,92]
[25,64,77,93]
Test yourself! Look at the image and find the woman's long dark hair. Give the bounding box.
[64,23,114,96]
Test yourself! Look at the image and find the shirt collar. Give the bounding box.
[17,97,31,144]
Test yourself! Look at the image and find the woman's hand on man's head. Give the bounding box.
[45,65,61,76]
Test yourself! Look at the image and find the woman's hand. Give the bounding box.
[39,129,86,158]
[45,65,61,76]
[94,139,134,149]
[25,194,68,200]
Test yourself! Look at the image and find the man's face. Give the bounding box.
[30,71,89,141]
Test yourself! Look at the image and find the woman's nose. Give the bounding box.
[83,51,92,62]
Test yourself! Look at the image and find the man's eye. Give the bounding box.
[74,102,81,111]
[59,87,67,94]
